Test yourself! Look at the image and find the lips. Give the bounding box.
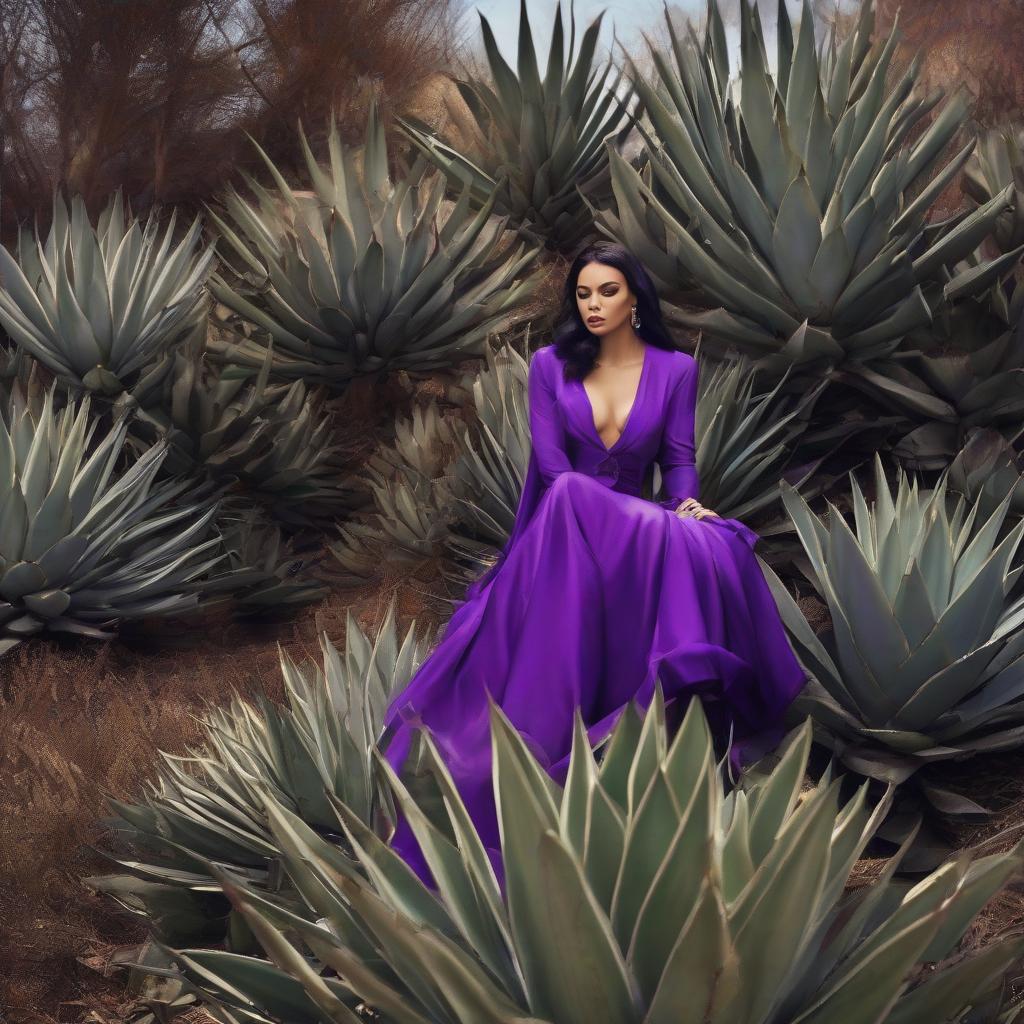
[587,317,605,324]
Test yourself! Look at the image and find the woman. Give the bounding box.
[381,241,808,887]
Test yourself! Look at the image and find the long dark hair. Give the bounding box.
[551,241,677,380]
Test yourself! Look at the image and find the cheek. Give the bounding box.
[608,293,630,318]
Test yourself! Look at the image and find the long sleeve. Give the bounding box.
[655,356,700,510]
[456,348,571,607]
[528,348,573,486]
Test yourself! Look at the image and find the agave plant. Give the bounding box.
[879,125,1024,467]
[329,396,466,584]
[206,99,540,390]
[89,602,433,946]
[125,328,357,528]
[764,453,1024,787]
[436,336,536,588]
[947,428,1024,521]
[396,0,636,253]
[592,0,1015,399]
[888,276,1024,469]
[148,693,1024,1023]
[202,503,330,615]
[963,124,1024,254]
[0,382,230,655]
[678,344,836,526]
[0,192,214,395]
[327,334,539,589]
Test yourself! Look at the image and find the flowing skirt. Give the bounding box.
[381,471,808,887]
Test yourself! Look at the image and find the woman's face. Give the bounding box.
[575,262,636,336]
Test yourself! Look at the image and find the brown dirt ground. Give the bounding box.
[0,550,459,1023]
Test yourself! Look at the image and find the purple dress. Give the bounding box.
[382,342,807,886]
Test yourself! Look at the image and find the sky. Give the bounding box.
[465,0,700,66]
[462,1,857,75]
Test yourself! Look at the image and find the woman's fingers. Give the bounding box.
[677,502,721,520]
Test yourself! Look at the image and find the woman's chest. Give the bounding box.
[550,356,669,468]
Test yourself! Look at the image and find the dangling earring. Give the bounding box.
[631,304,641,329]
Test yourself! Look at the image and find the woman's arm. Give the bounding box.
[528,348,574,486]
[655,356,700,511]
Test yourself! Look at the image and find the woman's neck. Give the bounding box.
[595,324,645,366]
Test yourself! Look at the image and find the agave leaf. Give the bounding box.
[789,907,949,1024]
[626,747,715,1003]
[212,870,363,1024]
[884,934,1024,1023]
[642,874,739,1024]
[728,781,839,1022]
[526,830,639,1024]
[166,945,333,1023]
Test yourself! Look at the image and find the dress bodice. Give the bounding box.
[524,342,763,561]
[529,342,700,508]
[462,341,700,603]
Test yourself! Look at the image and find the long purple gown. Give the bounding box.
[381,342,807,886]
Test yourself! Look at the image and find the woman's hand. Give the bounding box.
[674,497,720,520]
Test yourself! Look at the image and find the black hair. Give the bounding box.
[551,241,678,380]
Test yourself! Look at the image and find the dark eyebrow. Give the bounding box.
[576,281,620,289]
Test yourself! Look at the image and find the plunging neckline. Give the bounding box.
[578,344,650,453]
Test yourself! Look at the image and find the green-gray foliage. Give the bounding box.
[327,335,534,589]
[90,601,431,947]
[889,279,1024,470]
[154,694,1024,1023]
[881,123,1024,468]
[963,125,1024,254]
[436,336,535,588]
[203,504,330,615]
[765,453,1024,784]
[329,396,465,583]
[593,0,1014,396]
[947,429,1024,522]
[207,100,540,390]
[126,329,356,528]
[397,0,636,252]
[681,345,828,524]
[0,382,228,655]
[0,192,214,395]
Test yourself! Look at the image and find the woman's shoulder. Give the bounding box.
[530,343,558,374]
[663,346,697,382]
[668,346,696,367]
[525,345,558,391]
